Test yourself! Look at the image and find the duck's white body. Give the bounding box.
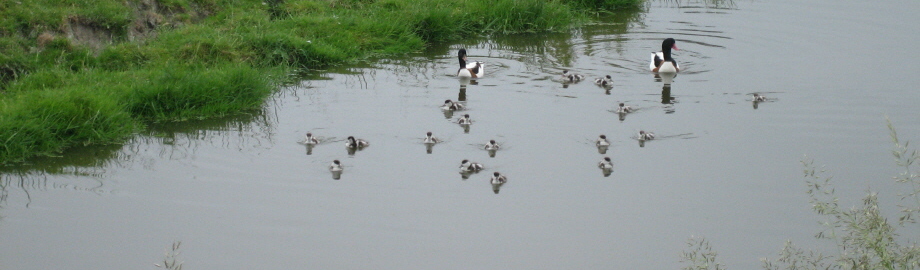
[491,172,507,184]
[329,160,343,172]
[304,133,319,145]
[650,38,680,73]
[598,157,613,170]
[459,160,483,172]
[345,137,369,148]
[457,49,484,78]
[638,131,655,141]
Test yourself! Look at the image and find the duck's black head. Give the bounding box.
[333,160,340,164]
[493,172,501,176]
[427,131,433,136]
[458,49,468,66]
[489,140,496,144]
[600,135,607,139]
[604,157,611,162]
[662,38,678,60]
[619,103,625,107]
[461,159,469,163]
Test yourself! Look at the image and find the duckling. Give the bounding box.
[490,172,507,184]
[596,135,610,147]
[561,70,585,83]
[594,75,613,87]
[441,99,464,111]
[424,132,441,144]
[638,130,655,141]
[304,132,319,145]
[329,160,343,172]
[457,114,472,125]
[615,103,633,114]
[459,159,484,172]
[598,157,613,170]
[752,93,767,102]
[345,136,370,148]
[484,140,500,151]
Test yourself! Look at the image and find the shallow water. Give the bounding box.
[3,0,920,269]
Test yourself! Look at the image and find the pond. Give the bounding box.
[2,0,919,269]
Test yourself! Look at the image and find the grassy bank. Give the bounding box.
[0,0,642,163]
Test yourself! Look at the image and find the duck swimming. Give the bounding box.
[594,75,613,87]
[650,38,680,73]
[485,140,500,151]
[490,172,507,184]
[424,132,441,144]
[459,159,484,172]
[615,103,633,114]
[561,70,585,83]
[752,93,767,102]
[442,99,464,111]
[596,135,610,147]
[457,114,472,125]
[345,136,370,148]
[598,157,613,170]
[329,160,343,172]
[304,132,319,145]
[638,130,656,141]
[457,49,484,78]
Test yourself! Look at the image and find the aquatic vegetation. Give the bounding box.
[682,121,920,270]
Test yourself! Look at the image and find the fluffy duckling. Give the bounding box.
[752,93,767,102]
[561,70,585,83]
[484,140,500,151]
[596,135,610,147]
[594,75,613,87]
[304,132,319,145]
[345,136,370,148]
[441,99,464,111]
[638,130,655,141]
[424,132,441,144]
[490,172,507,184]
[598,157,613,170]
[459,159,484,172]
[615,103,633,114]
[329,160,343,172]
[457,114,472,125]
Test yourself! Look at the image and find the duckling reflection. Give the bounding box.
[483,139,501,157]
[459,159,484,180]
[598,157,613,177]
[329,160,343,180]
[423,131,441,154]
[305,144,315,155]
[490,172,507,194]
[596,135,610,154]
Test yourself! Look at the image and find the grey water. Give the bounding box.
[2,0,920,269]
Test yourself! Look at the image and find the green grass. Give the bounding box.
[0,0,644,163]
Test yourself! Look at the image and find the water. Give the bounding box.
[3,0,920,269]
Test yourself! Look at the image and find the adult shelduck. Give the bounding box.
[457,49,484,78]
[650,38,679,73]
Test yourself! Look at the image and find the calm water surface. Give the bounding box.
[3,0,920,269]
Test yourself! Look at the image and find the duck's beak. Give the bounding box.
[672,44,679,50]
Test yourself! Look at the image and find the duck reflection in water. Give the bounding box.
[329,160,343,180]
[457,114,472,133]
[459,159,484,180]
[302,132,320,155]
[598,157,613,177]
[596,135,610,154]
[484,139,500,157]
[491,172,507,194]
